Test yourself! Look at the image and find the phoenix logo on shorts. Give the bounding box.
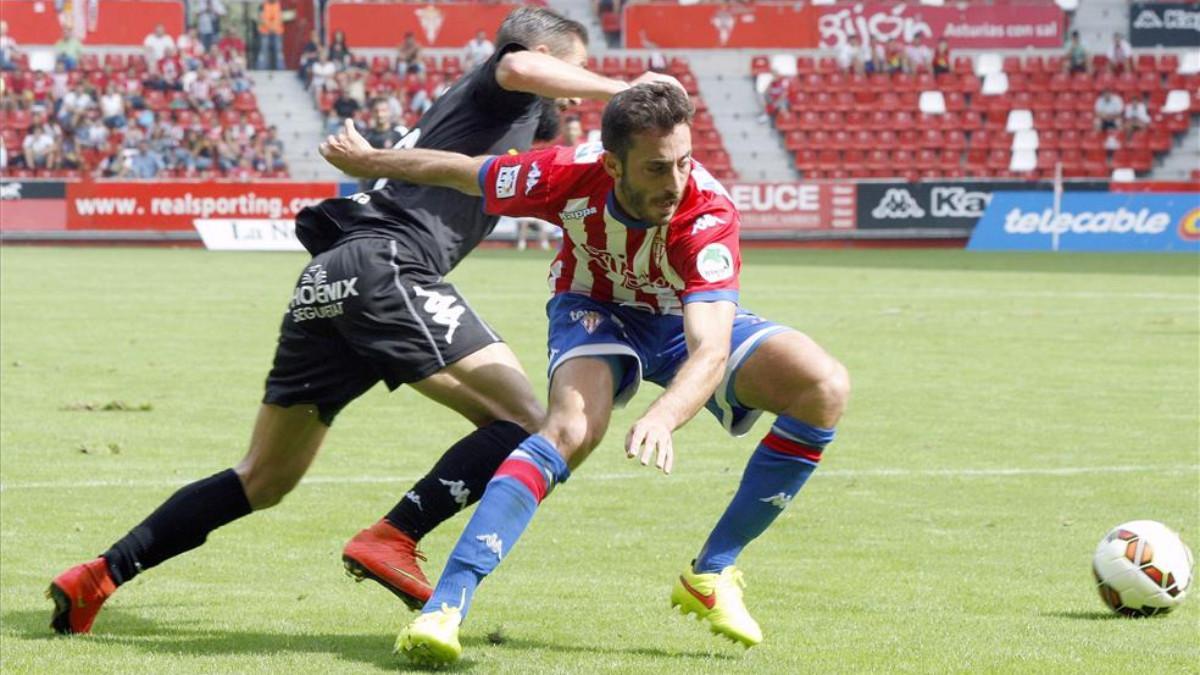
[290,264,359,322]
[476,533,504,560]
[412,285,465,344]
[569,309,605,334]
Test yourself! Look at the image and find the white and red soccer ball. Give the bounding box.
[1092,520,1193,617]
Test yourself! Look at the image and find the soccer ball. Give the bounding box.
[1092,520,1194,617]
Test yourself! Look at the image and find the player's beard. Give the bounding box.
[534,98,561,142]
[617,172,679,227]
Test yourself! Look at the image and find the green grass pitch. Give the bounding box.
[1,247,1197,673]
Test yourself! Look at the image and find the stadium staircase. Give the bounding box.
[1152,123,1199,180]
[1073,0,1132,51]
[545,0,608,51]
[253,70,342,181]
[688,51,796,182]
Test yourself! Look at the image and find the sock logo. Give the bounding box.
[476,533,503,560]
[438,478,470,510]
[404,491,423,511]
[759,492,793,510]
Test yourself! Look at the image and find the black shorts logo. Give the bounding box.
[290,264,360,322]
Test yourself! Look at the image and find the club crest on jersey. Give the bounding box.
[525,162,541,195]
[696,243,734,282]
[495,165,519,199]
[569,309,605,334]
[691,213,724,235]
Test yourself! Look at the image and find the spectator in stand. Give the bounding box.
[343,68,367,107]
[298,30,321,83]
[464,29,495,70]
[230,155,255,181]
[836,34,873,74]
[144,24,176,70]
[50,60,70,99]
[330,87,361,132]
[363,98,405,149]
[905,36,932,73]
[1,20,20,71]
[329,30,352,66]
[1066,30,1088,74]
[309,47,336,95]
[259,125,286,172]
[99,83,126,127]
[932,38,951,75]
[1094,88,1123,131]
[759,71,790,123]
[1124,93,1151,134]
[883,41,905,73]
[561,114,584,146]
[231,111,257,143]
[58,84,95,129]
[55,27,83,71]
[647,51,667,73]
[217,27,246,61]
[23,121,60,169]
[177,28,206,70]
[77,110,110,149]
[404,70,438,115]
[186,69,215,109]
[196,0,225,53]
[58,133,81,170]
[257,0,285,70]
[1107,31,1134,72]
[397,32,424,75]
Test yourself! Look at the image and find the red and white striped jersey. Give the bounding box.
[479,142,741,315]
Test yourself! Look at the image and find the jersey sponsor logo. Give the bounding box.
[411,285,465,344]
[290,264,360,322]
[495,165,519,199]
[572,142,604,164]
[696,243,734,282]
[438,478,470,509]
[524,162,541,195]
[759,492,793,510]
[580,242,674,293]
[691,213,725,235]
[559,197,597,223]
[476,532,504,560]
[871,188,925,219]
[569,309,605,334]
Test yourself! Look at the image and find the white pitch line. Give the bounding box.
[0,464,1195,492]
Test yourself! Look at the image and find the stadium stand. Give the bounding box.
[756,53,1198,181]
[0,40,285,179]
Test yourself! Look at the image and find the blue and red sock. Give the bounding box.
[423,434,569,618]
[694,416,834,574]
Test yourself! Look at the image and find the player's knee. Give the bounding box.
[235,463,300,510]
[814,359,851,422]
[539,416,602,458]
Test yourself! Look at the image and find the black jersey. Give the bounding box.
[296,42,540,274]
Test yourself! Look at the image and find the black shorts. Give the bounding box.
[263,236,502,425]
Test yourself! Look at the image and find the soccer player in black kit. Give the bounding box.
[49,7,680,634]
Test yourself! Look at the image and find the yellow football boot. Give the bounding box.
[395,604,463,667]
[670,564,763,648]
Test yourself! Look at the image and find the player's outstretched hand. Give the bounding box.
[629,72,687,98]
[319,118,375,177]
[626,413,674,475]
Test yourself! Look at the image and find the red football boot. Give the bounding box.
[47,557,117,634]
[342,519,432,611]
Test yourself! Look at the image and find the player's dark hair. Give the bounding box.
[601,83,694,162]
[497,6,588,54]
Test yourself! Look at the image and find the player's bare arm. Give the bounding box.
[496,49,685,101]
[625,299,736,475]
[320,119,484,195]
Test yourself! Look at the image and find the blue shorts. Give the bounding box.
[545,294,792,437]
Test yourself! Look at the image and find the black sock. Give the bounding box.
[102,468,252,586]
[385,420,529,541]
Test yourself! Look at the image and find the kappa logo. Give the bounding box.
[559,197,597,222]
[438,478,470,509]
[691,213,725,235]
[0,182,22,200]
[404,491,423,510]
[569,309,605,334]
[495,165,519,199]
[1133,9,1164,29]
[930,186,991,218]
[525,162,541,195]
[411,285,465,344]
[476,533,504,560]
[872,188,926,219]
[345,192,370,205]
[759,492,794,510]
